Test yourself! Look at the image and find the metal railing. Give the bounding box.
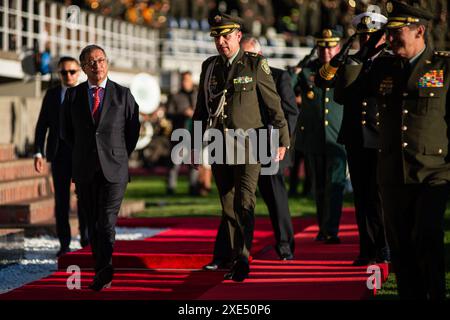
[0,0,310,78]
[0,0,159,72]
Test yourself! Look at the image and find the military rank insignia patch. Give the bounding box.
[418,70,444,88]
[233,76,253,84]
[379,77,394,94]
[261,59,271,75]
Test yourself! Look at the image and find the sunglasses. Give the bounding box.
[60,70,78,76]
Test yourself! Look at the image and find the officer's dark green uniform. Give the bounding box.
[193,14,289,281]
[296,29,347,243]
[334,12,390,266]
[346,1,450,299]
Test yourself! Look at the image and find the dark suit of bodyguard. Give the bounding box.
[296,29,346,244]
[345,1,450,299]
[193,14,289,282]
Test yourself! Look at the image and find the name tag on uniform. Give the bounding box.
[233,76,253,84]
[418,70,444,88]
[379,77,393,95]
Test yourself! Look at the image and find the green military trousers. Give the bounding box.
[211,163,261,261]
[308,152,347,238]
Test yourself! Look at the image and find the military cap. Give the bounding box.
[385,0,433,29]
[352,12,387,34]
[315,29,343,47]
[209,13,243,37]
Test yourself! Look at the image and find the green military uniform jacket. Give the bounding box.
[295,58,345,156]
[193,49,290,149]
[348,45,450,185]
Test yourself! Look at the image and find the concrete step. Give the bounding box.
[0,199,146,237]
[0,228,24,266]
[0,159,49,182]
[0,196,55,224]
[0,176,51,205]
[0,144,15,162]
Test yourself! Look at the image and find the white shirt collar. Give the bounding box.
[88,78,108,89]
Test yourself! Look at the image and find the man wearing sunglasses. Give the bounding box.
[34,56,89,257]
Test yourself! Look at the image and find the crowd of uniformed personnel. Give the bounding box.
[194,0,449,300]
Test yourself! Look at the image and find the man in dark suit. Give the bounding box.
[61,45,140,291]
[242,36,299,260]
[34,56,89,257]
[203,36,298,270]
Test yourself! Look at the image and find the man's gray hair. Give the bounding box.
[79,44,107,65]
[241,35,262,54]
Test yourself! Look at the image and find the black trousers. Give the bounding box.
[346,146,387,260]
[211,163,261,262]
[289,149,311,195]
[258,172,295,254]
[380,183,449,300]
[308,153,346,238]
[76,171,127,272]
[51,147,88,249]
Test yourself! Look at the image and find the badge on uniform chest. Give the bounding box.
[379,77,394,95]
[233,76,253,84]
[418,70,444,88]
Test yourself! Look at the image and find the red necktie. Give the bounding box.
[91,87,101,123]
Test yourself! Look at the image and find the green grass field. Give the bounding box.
[124,175,450,299]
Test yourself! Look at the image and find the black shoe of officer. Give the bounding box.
[203,259,233,271]
[277,244,294,260]
[352,257,371,266]
[224,259,249,282]
[88,265,114,291]
[56,247,71,258]
[324,235,341,244]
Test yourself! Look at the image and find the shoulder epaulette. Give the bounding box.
[244,51,261,58]
[434,51,450,58]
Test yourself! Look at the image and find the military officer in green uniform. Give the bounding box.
[342,0,450,299]
[334,12,391,266]
[296,28,347,244]
[192,13,290,282]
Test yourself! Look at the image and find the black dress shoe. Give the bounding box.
[278,245,294,260]
[352,258,371,266]
[324,236,341,244]
[56,247,71,258]
[88,266,114,292]
[224,259,249,282]
[203,260,233,271]
[315,232,326,241]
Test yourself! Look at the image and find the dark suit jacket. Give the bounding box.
[270,67,299,171]
[61,79,140,184]
[34,85,67,161]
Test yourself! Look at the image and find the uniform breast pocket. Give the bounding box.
[417,88,443,115]
[234,83,255,93]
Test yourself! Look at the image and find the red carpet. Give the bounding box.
[0,210,390,300]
